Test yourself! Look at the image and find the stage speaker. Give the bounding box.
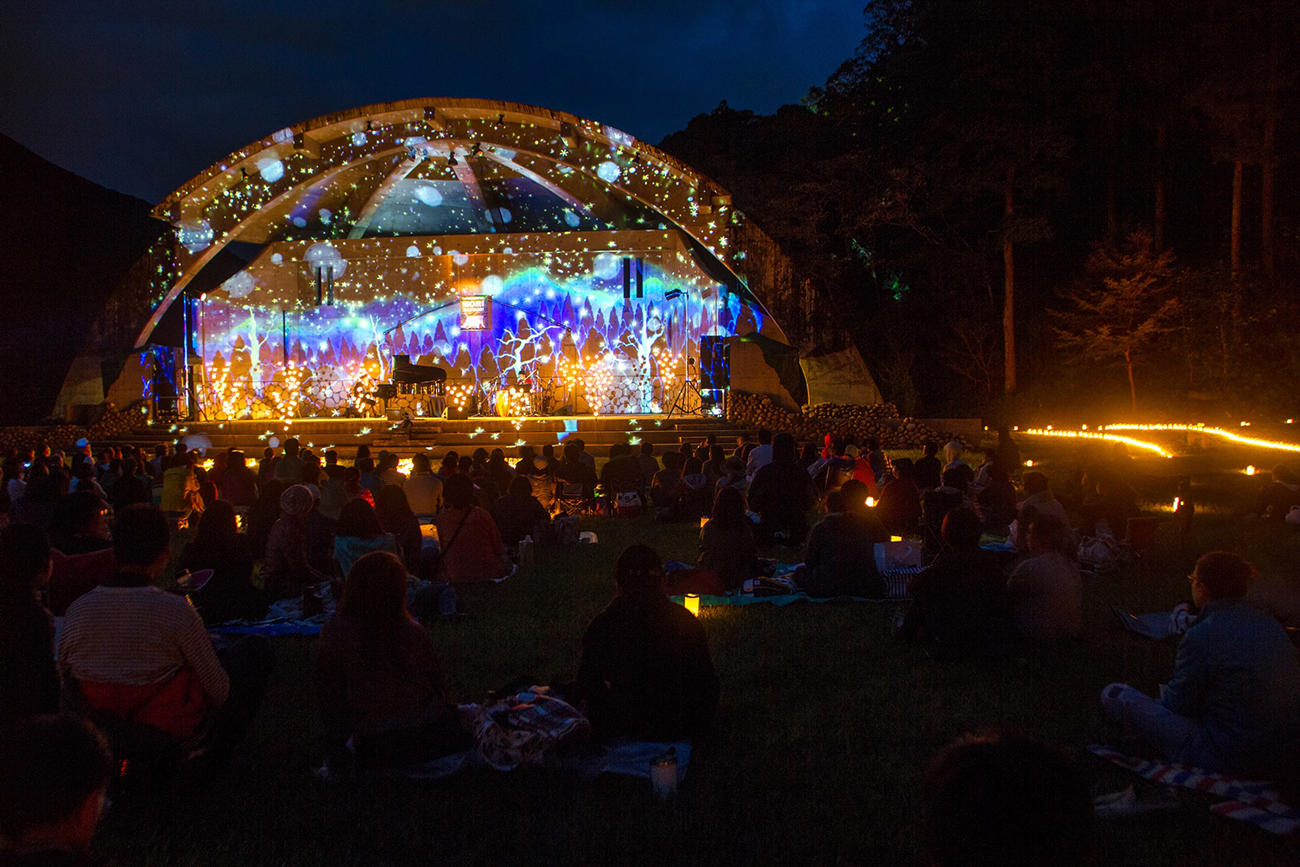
[446,406,472,421]
[698,336,730,390]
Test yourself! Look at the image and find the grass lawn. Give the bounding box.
[91,443,1300,865]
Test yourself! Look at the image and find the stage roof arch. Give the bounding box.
[141,98,780,350]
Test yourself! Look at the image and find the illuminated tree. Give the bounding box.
[1053,230,1178,412]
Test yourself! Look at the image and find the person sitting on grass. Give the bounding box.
[58,505,272,751]
[799,479,888,598]
[922,731,1092,867]
[491,475,550,554]
[748,432,816,544]
[374,486,423,574]
[1256,464,1300,520]
[315,551,470,776]
[404,453,443,518]
[899,507,1011,659]
[577,545,719,741]
[1013,471,1069,550]
[1101,551,1300,776]
[600,443,644,499]
[876,457,921,537]
[698,486,758,593]
[1006,513,1082,642]
[434,474,507,583]
[333,498,400,584]
[178,500,264,625]
[0,714,116,866]
[650,451,686,517]
[262,484,332,602]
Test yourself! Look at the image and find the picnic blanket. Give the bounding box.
[326,739,692,784]
[670,565,917,609]
[1089,745,1300,835]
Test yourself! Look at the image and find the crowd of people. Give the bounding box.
[2,424,1299,864]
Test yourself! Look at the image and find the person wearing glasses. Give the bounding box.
[1101,551,1300,774]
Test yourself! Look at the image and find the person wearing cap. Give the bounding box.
[261,484,332,601]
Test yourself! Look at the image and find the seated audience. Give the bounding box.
[1014,471,1069,550]
[976,462,1018,534]
[553,441,597,513]
[178,500,265,625]
[524,455,556,515]
[491,476,550,552]
[1257,464,1300,520]
[0,525,58,726]
[748,433,816,543]
[698,486,758,592]
[922,732,1092,867]
[678,457,713,519]
[1101,552,1300,776]
[800,479,888,598]
[333,498,400,582]
[404,453,443,517]
[375,486,422,572]
[600,443,644,496]
[46,493,115,616]
[1006,513,1082,641]
[434,474,507,583]
[637,441,660,491]
[218,449,259,508]
[58,505,271,746]
[315,551,469,774]
[744,428,774,481]
[109,457,152,511]
[1080,471,1140,538]
[877,457,922,536]
[261,484,332,601]
[900,507,1012,659]
[577,545,719,740]
[650,451,685,515]
[485,448,515,498]
[0,714,115,864]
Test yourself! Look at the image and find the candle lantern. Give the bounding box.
[684,593,700,617]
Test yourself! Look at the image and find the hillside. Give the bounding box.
[0,133,164,422]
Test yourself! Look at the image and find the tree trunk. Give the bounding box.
[1003,167,1016,395]
[1230,159,1243,286]
[1261,35,1278,283]
[1125,345,1137,412]
[1154,123,1167,251]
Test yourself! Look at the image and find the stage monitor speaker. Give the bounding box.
[446,406,472,420]
[698,336,731,390]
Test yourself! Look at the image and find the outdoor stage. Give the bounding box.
[151,413,745,457]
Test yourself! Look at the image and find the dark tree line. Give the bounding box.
[659,0,1300,419]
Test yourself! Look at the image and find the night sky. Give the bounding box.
[0,0,866,204]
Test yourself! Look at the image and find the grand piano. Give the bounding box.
[377,355,447,417]
[391,355,447,391]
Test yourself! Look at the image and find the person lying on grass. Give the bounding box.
[577,544,719,742]
[1101,551,1300,775]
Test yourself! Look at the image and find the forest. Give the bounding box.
[658,0,1299,421]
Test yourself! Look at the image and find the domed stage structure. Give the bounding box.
[69,99,880,427]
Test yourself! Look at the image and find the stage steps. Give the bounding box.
[113,415,751,458]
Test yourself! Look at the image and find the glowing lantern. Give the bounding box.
[683,594,700,617]
[890,535,903,542]
[1245,465,1257,476]
[865,497,877,508]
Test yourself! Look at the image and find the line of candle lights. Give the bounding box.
[1019,428,1174,458]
